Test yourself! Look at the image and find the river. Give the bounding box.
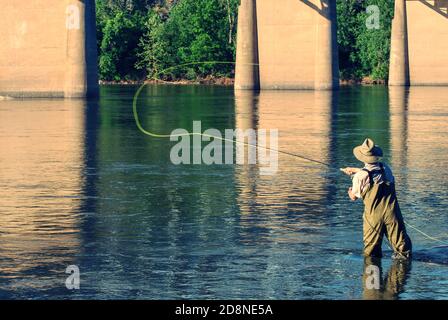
[0,85,447,299]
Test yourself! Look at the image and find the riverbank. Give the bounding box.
[100,76,385,86]
[340,77,386,85]
[100,76,235,86]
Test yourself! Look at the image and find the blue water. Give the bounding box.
[0,85,447,299]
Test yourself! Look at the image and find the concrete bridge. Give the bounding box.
[235,0,448,90]
[389,0,448,86]
[0,0,98,98]
[235,0,339,90]
[0,1,447,97]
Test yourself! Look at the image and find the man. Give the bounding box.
[342,138,412,259]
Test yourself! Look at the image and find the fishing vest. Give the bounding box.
[361,163,397,210]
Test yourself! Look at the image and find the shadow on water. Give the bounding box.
[0,98,89,298]
[1,85,448,299]
[413,246,448,265]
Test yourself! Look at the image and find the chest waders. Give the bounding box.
[361,163,412,258]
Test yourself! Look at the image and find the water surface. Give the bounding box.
[0,85,447,299]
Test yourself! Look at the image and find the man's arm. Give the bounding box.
[341,167,361,176]
[348,187,358,201]
[341,167,362,201]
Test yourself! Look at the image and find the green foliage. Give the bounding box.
[96,1,153,80]
[139,0,239,80]
[337,0,394,81]
[355,0,394,81]
[96,0,395,82]
[135,10,165,78]
[99,11,146,81]
[336,0,364,80]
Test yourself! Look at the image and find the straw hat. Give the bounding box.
[353,138,383,164]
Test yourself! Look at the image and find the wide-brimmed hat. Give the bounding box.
[353,138,383,164]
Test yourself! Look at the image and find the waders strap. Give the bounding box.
[362,162,386,188]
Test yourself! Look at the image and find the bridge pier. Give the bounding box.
[389,0,410,86]
[389,0,448,86]
[235,0,339,91]
[64,0,99,98]
[234,0,260,90]
[0,0,98,98]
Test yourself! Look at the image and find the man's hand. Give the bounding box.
[348,187,358,201]
[341,167,361,176]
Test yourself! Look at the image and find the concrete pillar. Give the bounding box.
[389,0,409,86]
[235,0,260,90]
[315,1,339,90]
[64,0,98,98]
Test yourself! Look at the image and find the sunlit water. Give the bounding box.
[0,85,447,299]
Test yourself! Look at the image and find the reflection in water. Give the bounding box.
[234,90,259,217]
[388,87,448,247]
[401,87,448,172]
[363,257,412,300]
[0,99,87,294]
[0,85,447,299]
[389,87,409,171]
[234,90,337,296]
[235,90,335,241]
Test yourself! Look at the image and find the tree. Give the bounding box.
[96,0,160,80]
[98,11,146,80]
[136,9,166,79]
[96,0,395,83]
[136,0,239,80]
[337,0,364,80]
[336,0,394,82]
[355,0,393,81]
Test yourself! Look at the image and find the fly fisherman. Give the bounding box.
[342,138,412,259]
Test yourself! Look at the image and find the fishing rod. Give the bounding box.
[133,60,448,250]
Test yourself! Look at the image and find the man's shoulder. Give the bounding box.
[353,169,369,181]
[381,162,394,173]
[381,162,391,168]
[381,162,395,181]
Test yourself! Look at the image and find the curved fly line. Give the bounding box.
[132,60,448,248]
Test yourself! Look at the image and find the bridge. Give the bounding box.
[235,0,339,90]
[235,0,448,90]
[0,0,98,98]
[389,0,448,86]
[0,1,447,97]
